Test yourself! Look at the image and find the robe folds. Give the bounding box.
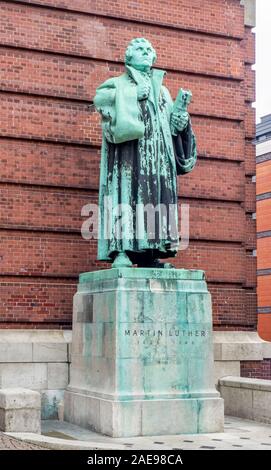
[94,65,197,262]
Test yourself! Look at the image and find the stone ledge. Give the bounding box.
[0,362,69,391]
[0,330,71,343]
[0,330,71,363]
[0,331,270,366]
[220,376,271,392]
[213,331,271,361]
[0,388,40,410]
[79,267,205,283]
[0,388,41,433]
[78,268,207,294]
[219,376,271,424]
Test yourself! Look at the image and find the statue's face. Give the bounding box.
[129,41,154,70]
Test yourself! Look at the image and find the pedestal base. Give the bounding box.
[64,268,224,437]
[65,388,223,437]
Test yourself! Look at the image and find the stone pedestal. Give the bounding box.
[64,268,224,437]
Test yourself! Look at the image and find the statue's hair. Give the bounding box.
[125,38,157,65]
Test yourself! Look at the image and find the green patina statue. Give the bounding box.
[94,38,197,268]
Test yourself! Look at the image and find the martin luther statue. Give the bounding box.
[94,38,197,268]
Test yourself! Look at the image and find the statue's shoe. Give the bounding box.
[163,262,176,269]
[138,259,175,269]
[112,252,133,268]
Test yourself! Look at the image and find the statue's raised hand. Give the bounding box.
[171,111,189,133]
[137,83,150,101]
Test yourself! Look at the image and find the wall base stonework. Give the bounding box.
[0,329,270,421]
[219,376,271,424]
[214,331,271,383]
[0,330,71,419]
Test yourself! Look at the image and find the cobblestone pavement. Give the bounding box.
[0,432,47,450]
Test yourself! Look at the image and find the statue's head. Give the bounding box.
[125,38,157,72]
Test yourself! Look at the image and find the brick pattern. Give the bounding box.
[244,65,255,103]
[256,142,271,341]
[0,184,244,242]
[0,2,243,78]
[245,177,256,213]
[0,93,244,157]
[0,278,75,326]
[180,159,244,201]
[245,215,256,250]
[257,238,271,270]
[241,360,271,381]
[0,139,99,188]
[0,231,244,283]
[0,0,256,331]
[257,199,271,232]
[258,275,271,307]
[0,279,255,330]
[245,254,257,288]
[0,140,244,201]
[211,284,257,328]
[0,49,244,121]
[242,27,256,351]
[245,141,256,175]
[244,104,256,139]
[257,160,271,196]
[12,0,244,38]
[242,27,255,65]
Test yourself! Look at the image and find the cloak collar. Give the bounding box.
[125,65,166,108]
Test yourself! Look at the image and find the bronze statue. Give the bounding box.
[94,38,197,268]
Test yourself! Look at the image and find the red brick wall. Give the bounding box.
[257,158,271,341]
[0,0,256,329]
[241,360,271,380]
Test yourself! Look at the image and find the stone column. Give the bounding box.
[64,268,224,437]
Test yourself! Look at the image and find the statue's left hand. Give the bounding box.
[171,111,189,132]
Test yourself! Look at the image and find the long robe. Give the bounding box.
[94,65,197,263]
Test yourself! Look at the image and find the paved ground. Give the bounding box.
[0,431,47,450]
[4,416,271,450]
